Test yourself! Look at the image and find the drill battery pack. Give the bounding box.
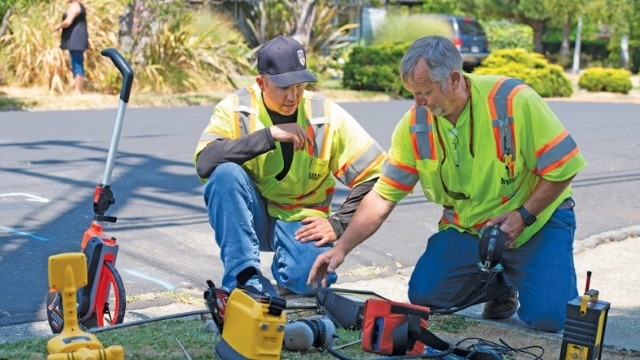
[215,287,287,360]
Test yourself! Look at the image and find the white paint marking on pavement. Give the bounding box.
[0,226,50,241]
[123,269,176,290]
[0,193,50,203]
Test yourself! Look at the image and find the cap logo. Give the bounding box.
[297,49,306,66]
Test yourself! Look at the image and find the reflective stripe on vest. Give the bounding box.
[535,129,579,175]
[336,144,386,187]
[408,78,528,230]
[234,89,329,158]
[440,207,490,231]
[409,106,436,160]
[233,89,333,213]
[232,87,257,138]
[380,158,419,192]
[269,187,335,213]
[409,77,527,164]
[488,78,527,164]
[306,97,329,158]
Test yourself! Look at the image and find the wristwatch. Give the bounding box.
[516,205,537,227]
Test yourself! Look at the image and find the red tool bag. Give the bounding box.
[361,298,454,356]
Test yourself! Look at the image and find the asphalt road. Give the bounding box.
[1,100,639,329]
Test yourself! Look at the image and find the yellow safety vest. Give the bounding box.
[375,74,587,247]
[195,84,385,221]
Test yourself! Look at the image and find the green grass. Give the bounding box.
[0,94,35,111]
[0,318,361,360]
[428,313,475,334]
[0,313,476,359]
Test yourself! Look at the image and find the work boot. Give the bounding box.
[482,290,518,319]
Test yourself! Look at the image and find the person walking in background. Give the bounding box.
[193,35,386,296]
[308,35,587,333]
[54,0,88,95]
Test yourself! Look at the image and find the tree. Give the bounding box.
[418,0,465,15]
[211,0,319,48]
[471,0,554,53]
[544,0,587,66]
[587,0,640,68]
[211,0,378,51]
[292,0,318,46]
[240,0,320,47]
[0,8,11,38]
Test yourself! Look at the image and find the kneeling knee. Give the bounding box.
[205,163,245,191]
[407,287,431,307]
[210,162,243,179]
[407,273,442,305]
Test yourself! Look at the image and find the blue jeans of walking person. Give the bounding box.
[408,206,578,332]
[69,50,85,76]
[203,162,337,296]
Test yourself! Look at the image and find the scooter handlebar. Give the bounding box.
[100,48,134,103]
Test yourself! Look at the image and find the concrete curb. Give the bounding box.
[573,225,640,253]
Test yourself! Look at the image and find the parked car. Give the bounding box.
[426,14,491,70]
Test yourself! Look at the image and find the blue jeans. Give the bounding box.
[203,163,337,296]
[408,206,578,332]
[69,50,85,77]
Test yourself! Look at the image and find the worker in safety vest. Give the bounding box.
[193,35,385,296]
[308,36,587,332]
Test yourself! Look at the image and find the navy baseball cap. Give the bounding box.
[257,35,317,87]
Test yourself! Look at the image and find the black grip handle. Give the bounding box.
[100,48,134,103]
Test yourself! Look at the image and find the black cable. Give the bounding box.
[332,339,362,350]
[497,338,544,359]
[430,271,498,315]
[87,309,211,333]
[286,304,320,311]
[454,337,544,360]
[86,302,317,334]
[325,336,453,360]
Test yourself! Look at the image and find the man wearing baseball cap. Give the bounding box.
[193,35,386,296]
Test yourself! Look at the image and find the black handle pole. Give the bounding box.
[100,48,134,103]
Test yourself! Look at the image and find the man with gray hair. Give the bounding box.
[308,35,587,332]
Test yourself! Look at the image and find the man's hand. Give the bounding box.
[295,217,337,246]
[307,247,346,288]
[485,211,526,248]
[488,177,574,247]
[270,123,311,150]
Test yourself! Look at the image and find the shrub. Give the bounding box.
[340,12,458,97]
[482,20,534,52]
[0,1,250,94]
[0,1,78,91]
[134,8,250,93]
[371,13,452,46]
[577,67,633,94]
[473,48,573,97]
[342,43,409,97]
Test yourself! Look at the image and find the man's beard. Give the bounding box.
[427,105,444,116]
